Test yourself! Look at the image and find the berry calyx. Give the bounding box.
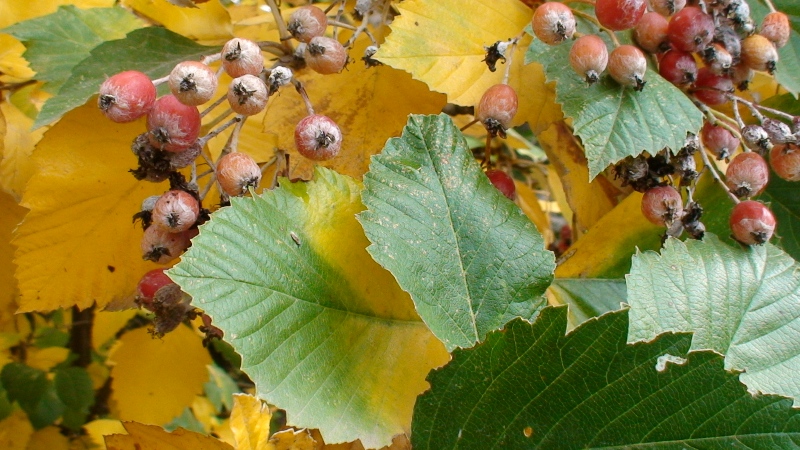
[222,38,264,78]
[168,61,218,106]
[741,34,779,74]
[476,84,519,138]
[294,114,343,161]
[608,45,647,91]
[485,170,516,200]
[770,143,800,181]
[146,95,202,152]
[304,36,348,74]
[668,6,714,53]
[98,71,156,123]
[760,11,791,48]
[227,74,268,116]
[569,34,608,84]
[152,190,200,233]
[725,152,769,198]
[730,200,776,245]
[641,185,683,226]
[216,152,262,196]
[595,0,646,31]
[287,5,328,43]
[532,2,576,45]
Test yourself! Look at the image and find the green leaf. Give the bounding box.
[758,174,800,261]
[204,364,239,412]
[1,363,65,429]
[525,39,703,179]
[548,278,625,329]
[412,307,800,449]
[169,167,449,449]
[627,234,800,406]
[0,385,12,422]
[752,0,800,96]
[360,114,555,351]
[54,367,94,430]
[2,5,143,94]
[35,27,219,129]
[164,407,207,434]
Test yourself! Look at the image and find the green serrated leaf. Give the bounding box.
[35,27,219,129]
[360,114,555,351]
[169,167,449,449]
[2,5,143,94]
[525,39,703,179]
[628,234,800,406]
[54,366,94,430]
[412,307,800,449]
[1,363,65,429]
[548,278,625,329]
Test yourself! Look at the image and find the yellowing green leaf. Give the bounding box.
[0,0,115,29]
[121,0,232,43]
[12,102,165,313]
[262,39,446,180]
[108,325,211,425]
[229,394,270,450]
[104,421,233,450]
[1,101,43,199]
[378,0,561,134]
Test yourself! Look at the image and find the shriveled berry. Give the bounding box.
[730,200,776,245]
[287,5,328,43]
[532,2,576,45]
[222,38,264,78]
[477,84,518,138]
[692,68,733,106]
[760,11,791,48]
[216,152,262,196]
[608,45,647,91]
[227,74,268,116]
[668,7,714,53]
[595,0,646,31]
[641,185,683,226]
[485,170,516,200]
[725,152,769,197]
[741,124,772,153]
[570,35,609,84]
[168,61,218,106]
[770,143,800,181]
[659,50,697,87]
[713,27,742,62]
[304,36,348,74]
[762,118,795,145]
[167,142,203,170]
[634,12,669,53]
[267,66,293,95]
[141,226,193,264]
[152,190,200,233]
[701,122,740,160]
[741,34,779,74]
[98,71,156,123]
[295,114,342,161]
[649,0,686,16]
[147,95,202,152]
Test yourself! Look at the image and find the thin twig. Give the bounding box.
[699,143,740,204]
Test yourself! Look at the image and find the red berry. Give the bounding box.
[147,95,202,152]
[692,68,733,106]
[136,268,175,311]
[295,114,342,161]
[760,11,791,48]
[227,74,268,116]
[288,5,328,43]
[476,84,519,137]
[570,34,609,84]
[730,200,776,245]
[649,0,686,16]
[641,185,683,226]
[216,152,262,196]
[668,7,714,53]
[595,0,646,31]
[770,143,800,181]
[152,190,200,233]
[222,38,264,78]
[141,226,193,264]
[485,170,516,200]
[304,36,348,74]
[608,45,647,91]
[726,152,769,198]
[701,122,740,160]
[634,12,669,54]
[98,71,156,123]
[168,61,218,106]
[741,34,779,74]
[658,50,697,87]
[532,2,576,45]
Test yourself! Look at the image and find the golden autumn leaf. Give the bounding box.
[0,35,35,82]
[1,101,44,200]
[269,429,316,450]
[25,426,69,450]
[12,102,166,313]
[92,309,137,350]
[377,0,562,134]
[107,325,211,425]
[515,180,553,246]
[262,39,447,180]
[25,346,70,372]
[121,0,232,43]
[0,0,115,28]
[104,421,232,450]
[0,410,33,450]
[229,394,270,450]
[0,192,24,324]
[82,419,127,448]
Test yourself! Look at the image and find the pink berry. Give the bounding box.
[595,0,646,31]
[216,152,262,196]
[304,36,348,74]
[668,7,714,53]
[152,190,200,233]
[634,12,670,54]
[288,5,328,43]
[476,84,519,137]
[760,11,791,48]
[641,185,683,226]
[726,152,769,198]
[147,95,201,153]
[692,68,733,106]
[222,38,264,78]
[227,74,268,116]
[485,170,516,200]
[168,61,218,106]
[532,2,576,45]
[294,114,342,161]
[608,45,647,91]
[98,71,156,123]
[658,50,697,87]
[569,34,609,84]
[141,226,193,264]
[701,122,740,160]
[730,200,776,245]
[770,144,800,181]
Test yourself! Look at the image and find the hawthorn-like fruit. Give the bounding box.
[168,61,218,106]
[741,34,779,74]
[136,268,174,311]
[295,114,343,161]
[152,190,200,233]
[227,74,268,116]
[595,0,646,31]
[485,170,516,200]
[649,0,686,16]
[701,43,733,75]
[659,50,697,87]
[770,143,800,181]
[141,226,193,264]
[304,36,348,74]
[641,185,683,226]
[98,71,156,123]
[569,34,608,84]
[476,84,518,137]
[760,11,790,48]
[531,2,576,45]
[701,122,740,160]
[730,200,776,245]
[634,12,670,54]
[146,95,202,152]
[668,7,714,53]
[216,151,262,196]
[287,5,328,43]
[692,68,733,106]
[608,45,647,91]
[725,152,769,198]
[222,38,264,78]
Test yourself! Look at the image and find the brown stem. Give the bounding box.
[69,305,94,368]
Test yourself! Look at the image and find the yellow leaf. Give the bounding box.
[378,0,562,134]
[121,0,232,43]
[12,102,166,313]
[82,419,127,449]
[108,325,212,425]
[538,121,621,236]
[515,181,553,246]
[26,346,70,372]
[212,418,235,448]
[190,396,217,433]
[92,309,138,350]
[262,39,447,181]
[228,2,280,42]
[104,421,233,450]
[0,410,33,450]
[87,361,109,390]
[229,394,271,450]
[0,333,21,367]
[0,35,35,82]
[269,428,316,450]
[546,164,572,227]
[0,0,115,28]
[0,191,25,323]
[26,426,69,450]
[1,101,43,200]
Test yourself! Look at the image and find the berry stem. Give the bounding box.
[332,0,347,40]
[258,41,292,57]
[265,0,294,53]
[328,19,357,31]
[460,118,479,131]
[152,75,169,86]
[346,7,378,48]
[200,94,228,118]
[502,36,521,86]
[199,116,243,146]
[204,108,234,131]
[220,115,247,157]
[730,98,746,129]
[201,54,221,65]
[699,104,745,144]
[698,143,741,204]
[734,95,796,121]
[763,0,777,13]
[570,8,620,47]
[260,155,278,174]
[293,80,315,115]
[483,134,494,167]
